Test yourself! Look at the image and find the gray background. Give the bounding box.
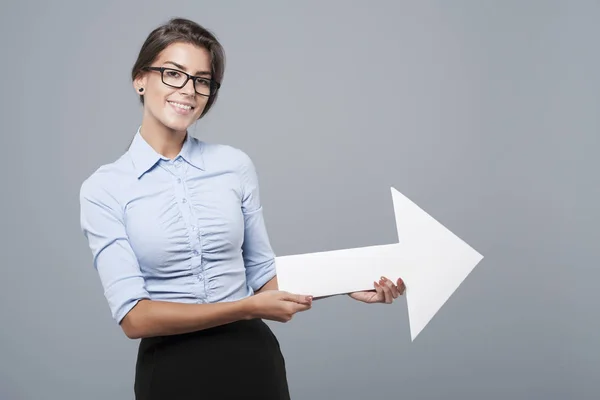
[1,1,598,399]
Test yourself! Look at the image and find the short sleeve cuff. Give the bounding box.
[246,260,276,292]
[104,276,150,324]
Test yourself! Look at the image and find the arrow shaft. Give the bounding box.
[275,243,408,298]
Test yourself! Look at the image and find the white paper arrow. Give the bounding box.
[275,187,484,341]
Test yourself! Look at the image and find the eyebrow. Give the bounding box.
[163,61,211,76]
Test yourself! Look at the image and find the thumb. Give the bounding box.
[282,292,313,304]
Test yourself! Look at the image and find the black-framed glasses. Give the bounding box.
[143,66,221,97]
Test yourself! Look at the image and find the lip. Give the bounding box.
[167,100,195,115]
[167,100,195,107]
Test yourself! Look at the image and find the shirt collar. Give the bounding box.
[129,127,205,178]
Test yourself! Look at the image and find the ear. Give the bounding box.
[133,73,148,93]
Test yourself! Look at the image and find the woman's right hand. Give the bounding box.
[245,290,313,322]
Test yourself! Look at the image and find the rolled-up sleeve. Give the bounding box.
[79,177,150,324]
[238,152,277,292]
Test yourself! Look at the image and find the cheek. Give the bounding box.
[148,85,171,107]
[196,98,210,114]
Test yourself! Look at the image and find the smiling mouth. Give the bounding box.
[168,100,195,111]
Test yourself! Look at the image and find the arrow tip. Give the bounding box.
[388,184,484,342]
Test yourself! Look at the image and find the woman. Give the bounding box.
[79,17,405,400]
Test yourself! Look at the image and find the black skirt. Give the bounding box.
[134,318,291,400]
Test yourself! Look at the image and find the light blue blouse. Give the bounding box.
[79,129,276,324]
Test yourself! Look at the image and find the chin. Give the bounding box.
[162,118,194,133]
[159,109,200,132]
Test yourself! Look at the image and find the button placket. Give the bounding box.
[166,158,205,302]
[176,162,205,303]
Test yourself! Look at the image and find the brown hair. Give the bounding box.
[131,17,225,118]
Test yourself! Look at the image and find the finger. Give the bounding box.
[376,280,390,303]
[382,276,399,298]
[396,278,406,295]
[374,281,385,302]
[379,278,393,303]
[294,303,312,312]
[288,302,311,317]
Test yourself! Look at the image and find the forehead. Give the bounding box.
[155,42,211,74]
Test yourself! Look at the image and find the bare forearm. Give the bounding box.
[256,275,279,293]
[121,298,254,339]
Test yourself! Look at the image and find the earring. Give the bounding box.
[138,88,144,93]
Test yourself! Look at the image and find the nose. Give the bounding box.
[180,77,195,95]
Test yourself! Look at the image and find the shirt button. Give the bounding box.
[193,250,199,255]
[182,198,187,203]
[177,178,181,183]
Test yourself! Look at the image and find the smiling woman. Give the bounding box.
[79,16,404,400]
[131,27,222,135]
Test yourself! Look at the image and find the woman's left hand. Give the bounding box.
[348,276,405,304]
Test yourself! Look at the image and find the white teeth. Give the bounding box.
[168,101,192,110]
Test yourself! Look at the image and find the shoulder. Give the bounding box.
[79,153,133,209]
[195,139,255,171]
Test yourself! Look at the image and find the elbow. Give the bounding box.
[121,322,143,339]
[119,300,149,339]
[120,314,143,339]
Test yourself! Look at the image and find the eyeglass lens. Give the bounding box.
[162,68,213,96]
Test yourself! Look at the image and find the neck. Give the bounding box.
[139,113,187,160]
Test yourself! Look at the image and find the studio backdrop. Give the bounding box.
[1,1,598,399]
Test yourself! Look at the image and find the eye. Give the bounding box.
[166,70,181,78]
[196,78,211,87]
